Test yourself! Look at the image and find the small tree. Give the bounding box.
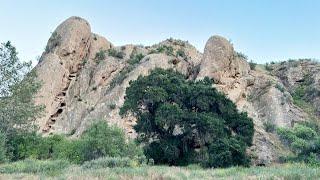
[0,41,43,137]
[120,68,254,167]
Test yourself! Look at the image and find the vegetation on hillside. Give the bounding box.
[5,121,144,164]
[277,122,320,165]
[0,41,44,163]
[120,68,254,167]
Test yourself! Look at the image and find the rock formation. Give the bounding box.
[34,16,319,165]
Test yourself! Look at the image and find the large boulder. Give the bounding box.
[35,16,92,132]
[197,35,250,83]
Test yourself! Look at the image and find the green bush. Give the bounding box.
[275,83,285,93]
[6,121,144,164]
[69,121,144,164]
[277,123,320,165]
[6,132,41,161]
[120,68,254,168]
[95,49,106,62]
[108,48,125,59]
[235,52,248,60]
[128,53,145,65]
[109,65,135,90]
[79,121,128,160]
[176,49,186,58]
[0,159,69,176]
[155,45,174,56]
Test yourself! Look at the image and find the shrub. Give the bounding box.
[6,121,144,165]
[95,49,106,62]
[235,52,248,60]
[109,104,116,109]
[74,121,144,163]
[128,53,144,65]
[109,65,135,90]
[108,48,125,59]
[0,159,69,176]
[155,45,174,56]
[277,123,320,165]
[6,132,42,161]
[275,83,285,93]
[81,58,88,66]
[249,60,257,70]
[264,121,276,133]
[120,68,254,167]
[176,49,186,58]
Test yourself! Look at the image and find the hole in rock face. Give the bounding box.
[102,76,106,79]
[57,108,63,114]
[57,92,66,97]
[60,102,66,107]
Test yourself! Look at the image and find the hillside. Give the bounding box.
[34,16,320,166]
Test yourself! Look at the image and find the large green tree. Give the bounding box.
[0,41,43,137]
[120,68,254,167]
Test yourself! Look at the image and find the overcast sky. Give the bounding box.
[1,0,319,65]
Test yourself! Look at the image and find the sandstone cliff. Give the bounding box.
[34,16,319,165]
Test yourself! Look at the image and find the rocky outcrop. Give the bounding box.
[196,35,308,165]
[34,16,319,165]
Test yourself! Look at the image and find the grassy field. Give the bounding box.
[0,160,319,179]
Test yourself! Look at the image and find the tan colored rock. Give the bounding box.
[35,16,92,133]
[88,33,113,60]
[197,35,250,83]
[33,17,320,166]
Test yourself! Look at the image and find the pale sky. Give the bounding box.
[1,0,319,65]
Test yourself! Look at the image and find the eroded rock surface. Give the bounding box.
[34,17,319,165]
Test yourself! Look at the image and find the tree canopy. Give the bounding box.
[120,68,254,167]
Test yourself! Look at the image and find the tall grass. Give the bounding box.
[0,159,69,176]
[0,161,320,179]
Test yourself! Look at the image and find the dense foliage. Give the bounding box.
[120,68,254,167]
[277,122,320,166]
[0,41,43,137]
[6,121,144,164]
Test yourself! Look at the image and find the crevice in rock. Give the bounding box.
[42,37,92,134]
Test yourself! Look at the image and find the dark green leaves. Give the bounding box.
[121,68,254,167]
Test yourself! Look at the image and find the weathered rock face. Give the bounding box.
[34,17,319,165]
[35,17,201,137]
